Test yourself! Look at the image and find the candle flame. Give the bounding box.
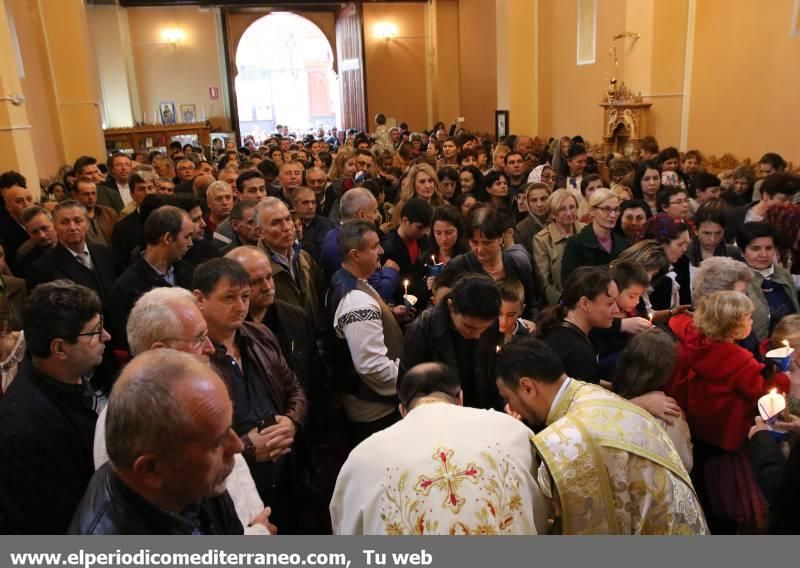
[770,388,777,395]
[432,255,436,264]
[403,279,409,286]
[783,340,790,348]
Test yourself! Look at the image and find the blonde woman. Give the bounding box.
[390,162,445,228]
[532,189,584,305]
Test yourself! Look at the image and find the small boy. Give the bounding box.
[497,279,528,344]
[591,260,653,379]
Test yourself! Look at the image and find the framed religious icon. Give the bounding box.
[160,101,176,125]
[180,104,196,123]
[495,110,509,142]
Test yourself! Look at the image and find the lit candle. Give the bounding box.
[403,279,409,297]
[758,388,787,422]
[431,255,437,265]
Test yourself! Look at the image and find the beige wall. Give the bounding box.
[538,0,627,142]
[9,0,64,180]
[363,2,429,131]
[127,7,226,128]
[688,0,800,164]
[458,0,496,134]
[89,5,135,128]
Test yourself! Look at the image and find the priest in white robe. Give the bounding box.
[330,362,550,535]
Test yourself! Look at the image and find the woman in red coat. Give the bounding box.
[670,290,789,532]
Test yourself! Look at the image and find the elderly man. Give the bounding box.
[293,186,334,262]
[213,171,268,247]
[73,177,118,245]
[205,180,234,239]
[495,337,708,534]
[331,362,549,534]
[271,160,304,208]
[194,258,306,532]
[256,197,322,323]
[0,173,34,270]
[27,200,117,308]
[304,167,333,217]
[217,201,261,253]
[0,281,109,533]
[16,206,58,278]
[90,288,272,535]
[70,350,244,534]
[108,205,195,349]
[326,221,402,444]
[319,187,399,301]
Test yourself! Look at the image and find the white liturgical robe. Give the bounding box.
[330,402,549,535]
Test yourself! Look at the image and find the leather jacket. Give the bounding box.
[69,463,243,534]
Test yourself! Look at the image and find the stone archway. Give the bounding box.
[234,12,339,140]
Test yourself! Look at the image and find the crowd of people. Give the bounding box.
[0,113,799,535]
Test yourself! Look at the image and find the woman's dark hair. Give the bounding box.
[656,146,680,166]
[446,273,501,321]
[465,204,505,240]
[759,152,787,172]
[638,213,689,244]
[479,170,510,204]
[24,280,103,358]
[566,143,587,160]
[437,166,462,199]
[693,201,727,228]
[655,185,686,213]
[737,221,776,252]
[428,204,467,258]
[631,160,661,200]
[613,328,677,399]
[496,336,565,388]
[580,173,603,196]
[538,266,614,336]
[615,198,653,239]
[459,165,483,195]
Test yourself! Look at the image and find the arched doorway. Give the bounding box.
[234,12,339,140]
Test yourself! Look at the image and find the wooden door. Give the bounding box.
[335,2,367,132]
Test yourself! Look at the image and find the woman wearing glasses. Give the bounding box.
[560,188,628,285]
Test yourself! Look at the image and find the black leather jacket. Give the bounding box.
[68,463,243,534]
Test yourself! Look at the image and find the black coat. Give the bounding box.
[448,250,538,318]
[722,202,755,243]
[381,229,430,305]
[0,360,98,533]
[26,243,117,307]
[182,238,221,268]
[400,302,503,410]
[301,215,335,263]
[69,463,242,535]
[108,254,195,350]
[649,255,692,310]
[0,212,31,273]
[748,431,800,534]
[111,210,142,273]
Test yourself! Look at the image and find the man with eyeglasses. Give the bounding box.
[89,287,274,535]
[108,205,195,351]
[0,280,110,533]
[194,258,306,533]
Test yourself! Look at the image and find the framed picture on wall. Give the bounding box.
[495,110,509,142]
[160,101,176,125]
[180,104,196,123]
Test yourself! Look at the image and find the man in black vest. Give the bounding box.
[326,221,404,446]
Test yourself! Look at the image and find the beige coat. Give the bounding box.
[532,221,585,306]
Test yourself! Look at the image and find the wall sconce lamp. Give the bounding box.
[161,28,185,46]
[375,22,398,42]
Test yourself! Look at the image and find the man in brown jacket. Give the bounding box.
[193,257,307,533]
[73,178,118,246]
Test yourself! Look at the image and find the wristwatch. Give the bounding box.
[242,434,256,460]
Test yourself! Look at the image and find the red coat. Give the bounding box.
[669,315,789,453]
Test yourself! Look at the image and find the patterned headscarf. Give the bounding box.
[636,213,688,245]
[527,164,548,184]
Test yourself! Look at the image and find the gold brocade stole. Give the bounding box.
[531,381,700,535]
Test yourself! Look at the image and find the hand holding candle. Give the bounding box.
[758,389,787,423]
[766,340,795,372]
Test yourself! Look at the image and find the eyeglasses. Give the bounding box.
[164,329,210,351]
[594,206,621,215]
[75,316,105,345]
